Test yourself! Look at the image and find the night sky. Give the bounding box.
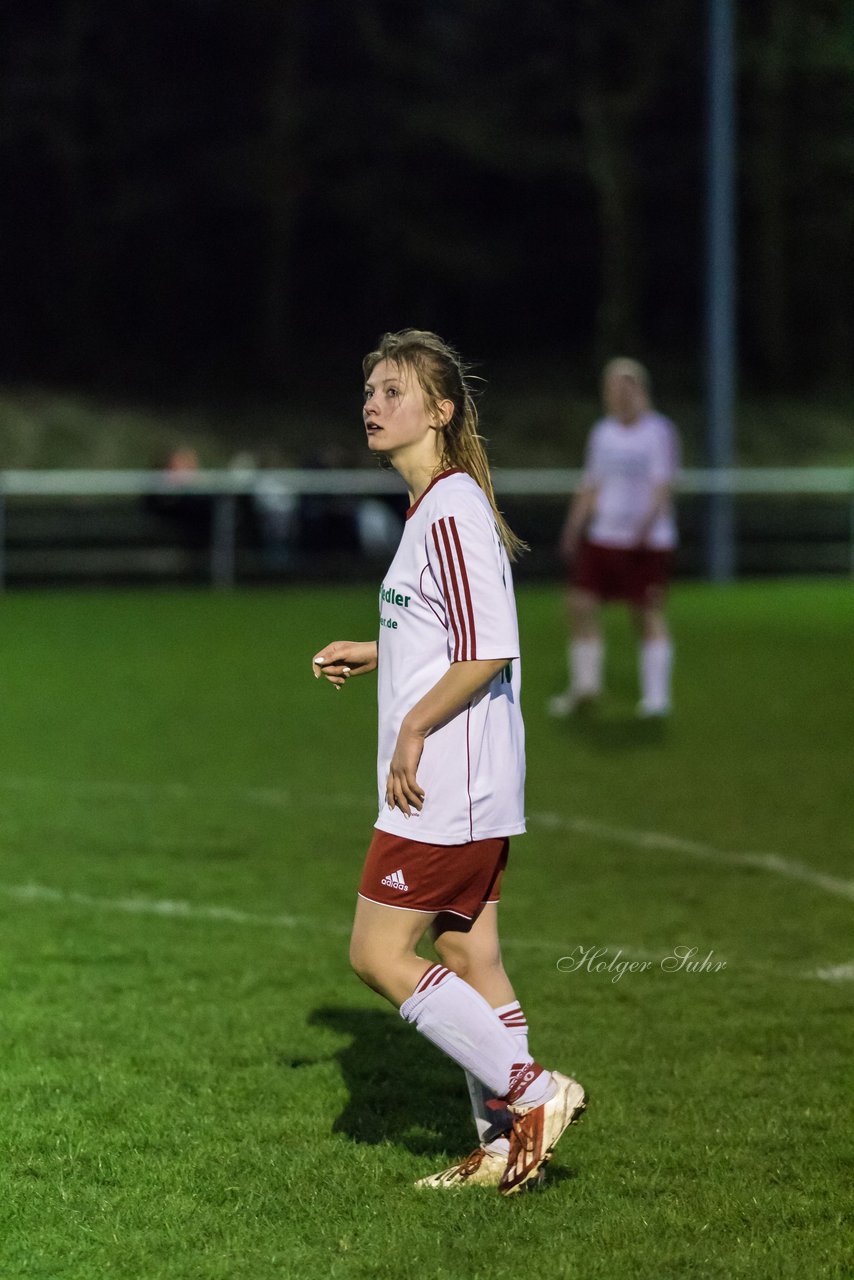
[1,2,852,400]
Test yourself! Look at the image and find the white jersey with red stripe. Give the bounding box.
[374,469,526,845]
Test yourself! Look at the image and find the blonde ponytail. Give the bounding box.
[363,329,528,560]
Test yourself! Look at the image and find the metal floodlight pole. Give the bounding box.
[705,0,737,580]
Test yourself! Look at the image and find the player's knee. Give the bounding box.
[571,591,598,628]
[435,937,501,984]
[349,935,381,988]
[443,950,473,981]
[433,934,466,975]
[637,608,668,640]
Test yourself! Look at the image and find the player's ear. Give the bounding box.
[435,398,454,428]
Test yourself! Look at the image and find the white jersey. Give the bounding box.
[583,411,680,549]
[374,469,526,845]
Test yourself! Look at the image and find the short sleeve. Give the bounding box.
[425,496,520,663]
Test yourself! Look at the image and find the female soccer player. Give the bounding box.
[550,358,680,718]
[311,330,586,1195]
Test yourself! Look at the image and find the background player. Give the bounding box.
[550,358,680,718]
[312,329,586,1194]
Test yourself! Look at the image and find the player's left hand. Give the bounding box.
[386,722,426,817]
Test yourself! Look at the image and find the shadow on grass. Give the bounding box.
[306,1005,474,1156]
[301,1007,588,1184]
[554,706,670,753]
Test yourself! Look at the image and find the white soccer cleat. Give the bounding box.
[499,1071,588,1196]
[415,1146,546,1190]
[547,690,599,718]
[415,1146,506,1188]
[637,699,671,719]
[547,691,574,718]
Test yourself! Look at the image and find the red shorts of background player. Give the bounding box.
[358,830,509,921]
[573,539,674,608]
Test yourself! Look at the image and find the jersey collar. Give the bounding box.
[406,468,466,519]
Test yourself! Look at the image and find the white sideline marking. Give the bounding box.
[813,961,854,982]
[0,880,339,933]
[0,774,364,811]
[0,771,851,902]
[0,878,637,955]
[1,881,850,980]
[529,812,854,903]
[0,774,200,800]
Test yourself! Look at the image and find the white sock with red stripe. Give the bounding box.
[399,966,554,1108]
[570,638,603,698]
[639,637,673,712]
[465,1001,528,1156]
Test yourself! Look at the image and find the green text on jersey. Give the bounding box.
[380,584,411,608]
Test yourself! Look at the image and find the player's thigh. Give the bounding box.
[350,894,435,972]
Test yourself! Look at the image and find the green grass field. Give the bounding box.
[0,581,851,1280]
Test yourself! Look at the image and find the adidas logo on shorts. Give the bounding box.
[381,868,409,892]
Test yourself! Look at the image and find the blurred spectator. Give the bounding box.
[549,359,680,719]
[146,445,212,546]
[296,444,402,559]
[298,445,361,554]
[245,445,300,570]
[165,446,200,478]
[356,495,403,556]
[150,441,407,570]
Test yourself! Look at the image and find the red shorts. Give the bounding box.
[358,830,509,920]
[573,540,674,607]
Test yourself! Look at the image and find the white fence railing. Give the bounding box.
[0,466,852,587]
[1,465,853,497]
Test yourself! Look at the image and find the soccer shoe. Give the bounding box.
[637,699,671,718]
[547,690,599,718]
[415,1146,546,1190]
[499,1071,587,1196]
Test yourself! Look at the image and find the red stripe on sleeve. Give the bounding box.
[438,518,469,660]
[448,516,477,660]
[431,523,462,659]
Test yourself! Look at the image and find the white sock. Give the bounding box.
[570,638,603,697]
[400,966,553,1107]
[465,1001,529,1155]
[640,638,673,711]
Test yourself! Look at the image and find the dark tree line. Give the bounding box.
[1,0,852,397]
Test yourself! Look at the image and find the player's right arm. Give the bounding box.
[559,426,601,564]
[559,486,598,564]
[311,641,378,688]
